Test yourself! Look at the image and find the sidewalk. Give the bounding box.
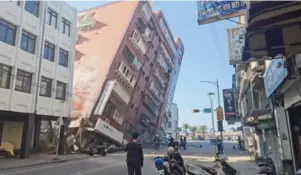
[0,153,91,171]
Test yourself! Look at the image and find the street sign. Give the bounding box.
[216,107,224,121]
[192,109,201,113]
[203,108,212,113]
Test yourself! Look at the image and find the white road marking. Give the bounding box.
[0,158,94,175]
[70,163,125,175]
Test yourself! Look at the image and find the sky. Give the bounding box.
[68,1,240,131]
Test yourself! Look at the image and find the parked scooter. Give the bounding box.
[214,153,237,175]
[256,152,276,175]
[87,142,107,156]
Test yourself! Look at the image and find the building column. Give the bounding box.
[58,118,66,155]
[33,116,41,152]
[20,114,35,159]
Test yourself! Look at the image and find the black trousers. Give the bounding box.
[127,162,142,175]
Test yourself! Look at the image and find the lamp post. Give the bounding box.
[208,92,217,156]
[200,79,223,141]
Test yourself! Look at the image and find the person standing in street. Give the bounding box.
[124,132,144,175]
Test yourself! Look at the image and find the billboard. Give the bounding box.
[222,89,237,121]
[227,26,245,65]
[263,56,288,97]
[197,1,248,25]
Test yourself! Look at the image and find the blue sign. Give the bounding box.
[264,57,288,97]
[197,1,248,25]
[222,89,237,121]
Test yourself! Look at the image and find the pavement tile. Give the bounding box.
[0,153,91,171]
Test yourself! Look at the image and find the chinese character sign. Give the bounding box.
[222,89,237,121]
[197,1,247,25]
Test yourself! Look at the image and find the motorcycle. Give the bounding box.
[256,152,276,175]
[87,142,107,156]
[186,164,217,175]
[154,156,217,175]
[214,153,237,175]
[154,156,185,175]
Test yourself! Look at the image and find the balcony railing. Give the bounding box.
[115,61,136,90]
[130,30,148,54]
[157,55,169,73]
[112,79,131,104]
[149,82,164,101]
[160,44,173,67]
[143,95,159,116]
[143,27,154,42]
[154,69,167,87]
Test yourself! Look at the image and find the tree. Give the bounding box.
[190,126,197,139]
[198,125,208,138]
[182,123,190,135]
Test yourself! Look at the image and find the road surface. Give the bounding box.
[0,140,238,175]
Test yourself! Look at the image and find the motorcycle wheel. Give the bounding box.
[101,151,107,156]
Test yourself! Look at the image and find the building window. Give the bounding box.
[40,76,52,97]
[43,41,55,61]
[56,81,66,100]
[15,70,32,93]
[123,46,134,61]
[59,48,68,67]
[131,30,140,43]
[0,19,16,46]
[61,18,70,36]
[20,30,36,54]
[25,1,39,17]
[46,8,57,28]
[0,64,11,89]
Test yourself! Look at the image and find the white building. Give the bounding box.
[0,1,77,158]
[165,103,179,138]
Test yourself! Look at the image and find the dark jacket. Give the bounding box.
[124,141,144,165]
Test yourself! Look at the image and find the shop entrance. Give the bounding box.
[288,106,301,170]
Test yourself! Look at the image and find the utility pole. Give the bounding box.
[216,79,223,141]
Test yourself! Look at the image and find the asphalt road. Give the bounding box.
[0,140,239,175]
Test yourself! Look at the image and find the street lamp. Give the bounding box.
[200,79,223,141]
[208,92,217,156]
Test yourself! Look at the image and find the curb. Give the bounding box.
[0,155,91,171]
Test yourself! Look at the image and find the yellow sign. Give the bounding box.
[216,107,224,121]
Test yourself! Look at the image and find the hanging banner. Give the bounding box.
[222,89,237,121]
[227,26,245,65]
[197,1,248,25]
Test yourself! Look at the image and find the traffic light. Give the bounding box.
[192,109,200,113]
[216,107,224,121]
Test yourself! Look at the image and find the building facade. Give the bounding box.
[165,103,179,138]
[0,1,77,158]
[70,1,183,143]
[231,1,301,174]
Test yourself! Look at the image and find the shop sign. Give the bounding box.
[263,56,288,97]
[94,118,123,144]
[227,26,245,65]
[222,89,237,121]
[197,1,248,25]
